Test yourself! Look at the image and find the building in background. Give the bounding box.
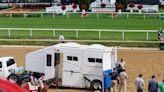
[127,0,160,12]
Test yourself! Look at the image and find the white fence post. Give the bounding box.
[53,30,55,37]
[41,13,43,18]
[146,30,149,40]
[8,28,11,38]
[99,29,101,39]
[144,14,145,20]
[66,13,69,19]
[159,13,160,19]
[53,13,55,18]
[76,29,78,39]
[97,13,99,19]
[81,12,83,19]
[127,14,129,19]
[24,12,26,18]
[10,13,12,18]
[112,13,113,19]
[122,30,124,40]
[30,29,32,37]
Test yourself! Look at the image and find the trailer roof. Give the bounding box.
[55,42,112,51]
[0,57,14,62]
[61,42,81,48]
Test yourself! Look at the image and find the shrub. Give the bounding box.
[101,3,106,8]
[81,4,87,10]
[117,4,124,9]
[72,4,77,9]
[12,14,24,17]
[137,4,143,9]
[129,3,135,8]
[61,5,66,10]
[78,0,90,11]
[26,14,41,17]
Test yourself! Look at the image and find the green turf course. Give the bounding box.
[0,13,164,29]
[0,13,163,41]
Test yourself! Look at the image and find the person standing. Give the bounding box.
[38,73,45,92]
[135,74,144,92]
[59,33,65,43]
[148,75,158,92]
[118,69,128,92]
[29,72,37,85]
[120,59,126,70]
[105,68,118,92]
[158,27,163,41]
[159,80,164,92]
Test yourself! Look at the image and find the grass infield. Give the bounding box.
[0,13,163,41]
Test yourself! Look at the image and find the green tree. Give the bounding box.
[78,0,89,11]
[78,0,95,11]
[116,0,128,11]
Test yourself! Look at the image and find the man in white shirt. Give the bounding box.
[118,69,128,92]
[120,59,126,70]
[135,74,144,92]
[59,33,64,43]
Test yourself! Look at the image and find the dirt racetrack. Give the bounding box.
[0,46,163,92]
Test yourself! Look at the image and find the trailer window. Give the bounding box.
[67,56,72,61]
[47,54,52,66]
[73,57,78,61]
[88,58,95,63]
[67,56,78,61]
[0,62,2,68]
[96,58,102,63]
[7,59,15,67]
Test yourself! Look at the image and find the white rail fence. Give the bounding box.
[0,28,158,40]
[0,12,164,19]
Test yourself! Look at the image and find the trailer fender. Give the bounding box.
[90,79,102,91]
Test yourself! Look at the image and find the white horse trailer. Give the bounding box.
[25,42,117,90]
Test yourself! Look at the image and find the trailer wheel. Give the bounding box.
[90,80,102,91]
[8,74,18,83]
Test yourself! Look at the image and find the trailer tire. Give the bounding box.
[90,80,102,91]
[8,74,19,83]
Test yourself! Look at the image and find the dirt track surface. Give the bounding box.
[0,46,164,92]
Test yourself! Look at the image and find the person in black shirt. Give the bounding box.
[104,68,118,92]
[158,27,163,41]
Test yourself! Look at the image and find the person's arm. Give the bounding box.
[156,82,158,91]
[135,79,137,86]
[30,76,35,84]
[125,73,128,79]
[148,82,150,91]
[142,79,144,87]
[103,72,110,76]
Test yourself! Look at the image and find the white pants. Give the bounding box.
[118,81,126,92]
